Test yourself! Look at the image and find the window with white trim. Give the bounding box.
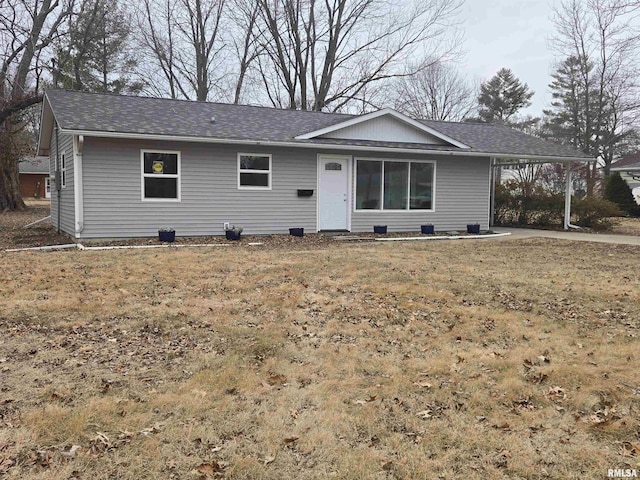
[355,159,434,211]
[238,153,271,189]
[61,152,66,188]
[141,150,180,200]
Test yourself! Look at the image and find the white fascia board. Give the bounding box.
[37,93,64,156]
[610,165,640,171]
[60,128,593,162]
[294,108,471,149]
[36,94,54,156]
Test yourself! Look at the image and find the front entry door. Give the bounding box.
[318,156,349,230]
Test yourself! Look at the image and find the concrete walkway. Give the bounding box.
[494,227,640,246]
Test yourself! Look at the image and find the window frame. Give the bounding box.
[140,149,181,202]
[353,157,436,213]
[60,151,66,189]
[237,153,272,190]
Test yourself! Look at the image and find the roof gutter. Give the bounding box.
[59,129,594,163]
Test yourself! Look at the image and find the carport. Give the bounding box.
[489,156,597,230]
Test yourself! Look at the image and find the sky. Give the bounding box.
[462,0,558,117]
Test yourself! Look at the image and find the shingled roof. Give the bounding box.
[41,89,591,161]
[611,152,640,170]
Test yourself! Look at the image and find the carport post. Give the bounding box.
[489,158,496,227]
[564,162,573,230]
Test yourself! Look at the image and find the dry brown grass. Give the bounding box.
[1,238,639,479]
[610,217,640,236]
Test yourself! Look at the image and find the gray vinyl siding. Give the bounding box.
[79,137,490,238]
[351,154,491,232]
[81,138,318,238]
[49,129,75,235]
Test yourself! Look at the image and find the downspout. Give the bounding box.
[564,162,580,230]
[73,135,84,237]
[55,123,61,234]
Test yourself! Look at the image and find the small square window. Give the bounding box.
[141,150,180,201]
[238,154,271,189]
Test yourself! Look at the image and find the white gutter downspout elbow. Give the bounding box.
[564,162,580,230]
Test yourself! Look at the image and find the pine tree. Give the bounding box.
[477,68,534,124]
[53,0,142,94]
[604,172,637,216]
[543,56,593,151]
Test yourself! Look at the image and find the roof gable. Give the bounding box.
[37,94,56,155]
[295,108,469,148]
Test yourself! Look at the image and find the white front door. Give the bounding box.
[318,156,349,231]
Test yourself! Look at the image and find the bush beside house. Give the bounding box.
[604,173,640,216]
[495,183,623,230]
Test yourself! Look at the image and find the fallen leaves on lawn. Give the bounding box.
[545,386,566,401]
[194,461,226,478]
[413,381,433,389]
[59,445,81,458]
[267,373,287,386]
[353,395,377,405]
[618,441,640,457]
[416,409,432,419]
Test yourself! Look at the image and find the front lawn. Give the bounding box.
[0,239,638,479]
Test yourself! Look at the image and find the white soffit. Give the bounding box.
[295,108,470,149]
[37,94,55,156]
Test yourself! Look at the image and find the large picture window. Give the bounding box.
[141,150,180,201]
[238,153,271,189]
[355,159,434,211]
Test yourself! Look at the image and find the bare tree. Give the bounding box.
[136,0,227,101]
[228,0,263,104]
[0,0,72,210]
[393,61,475,121]
[251,0,463,111]
[547,0,640,195]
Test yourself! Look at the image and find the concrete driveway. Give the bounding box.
[494,227,640,246]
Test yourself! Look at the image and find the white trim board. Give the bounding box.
[316,154,352,232]
[140,149,182,202]
[57,129,593,163]
[352,157,436,213]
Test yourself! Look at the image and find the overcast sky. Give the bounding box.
[462,0,558,117]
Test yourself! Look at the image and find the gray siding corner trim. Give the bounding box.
[50,130,75,235]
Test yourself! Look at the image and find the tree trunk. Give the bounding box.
[0,156,26,211]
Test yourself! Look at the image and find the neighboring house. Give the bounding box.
[37,90,591,240]
[18,156,50,199]
[611,153,640,205]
